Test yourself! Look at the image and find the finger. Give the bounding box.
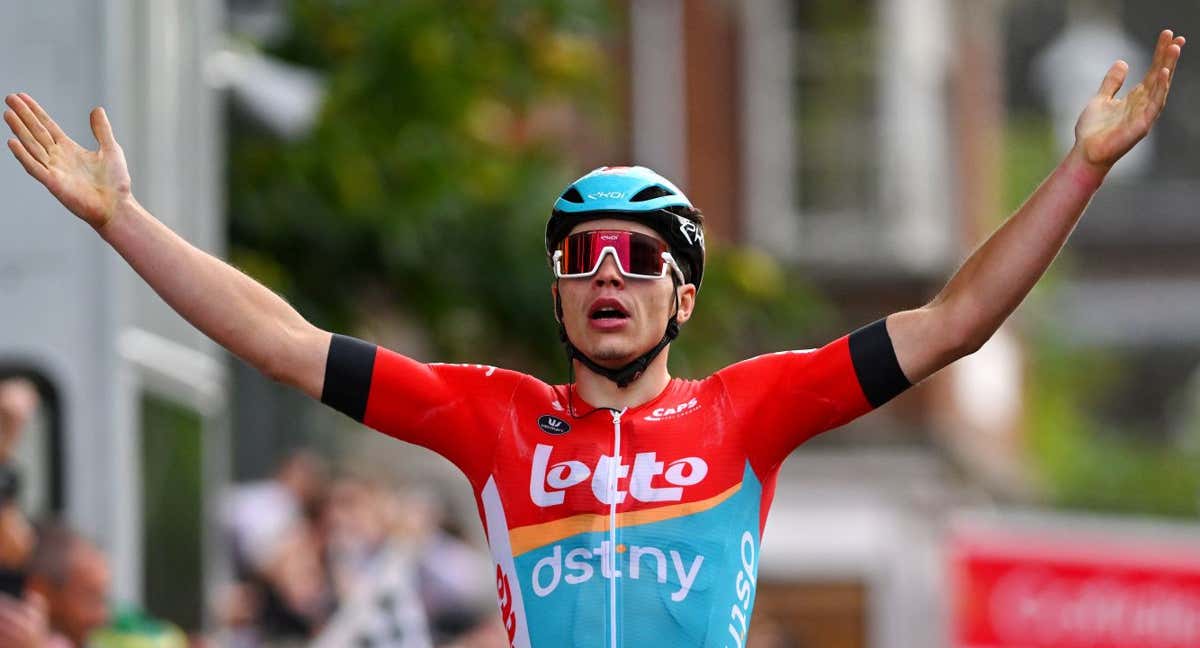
[4,109,49,164]
[90,107,119,152]
[1143,30,1174,87]
[6,94,56,152]
[18,92,69,144]
[8,137,52,184]
[1164,42,1184,80]
[1097,60,1129,98]
[1151,66,1171,110]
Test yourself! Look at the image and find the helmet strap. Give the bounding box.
[555,282,681,389]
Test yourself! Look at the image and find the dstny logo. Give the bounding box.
[531,540,704,602]
[529,444,708,506]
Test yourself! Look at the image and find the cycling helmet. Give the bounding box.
[546,166,705,288]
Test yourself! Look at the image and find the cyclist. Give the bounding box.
[4,29,1184,647]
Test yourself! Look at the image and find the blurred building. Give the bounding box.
[616,1,1200,647]
[0,0,227,634]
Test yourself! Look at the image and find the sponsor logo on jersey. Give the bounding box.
[529,444,708,506]
[537,415,571,436]
[726,531,758,648]
[643,396,701,422]
[530,541,705,602]
[495,564,520,646]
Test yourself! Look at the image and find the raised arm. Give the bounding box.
[4,93,330,398]
[887,29,1185,383]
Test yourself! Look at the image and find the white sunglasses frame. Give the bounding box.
[552,247,686,284]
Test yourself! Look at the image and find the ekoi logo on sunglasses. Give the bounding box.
[529,444,708,507]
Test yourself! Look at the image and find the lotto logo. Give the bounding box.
[529,444,708,506]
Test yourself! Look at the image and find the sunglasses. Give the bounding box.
[553,230,685,283]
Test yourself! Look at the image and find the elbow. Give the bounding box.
[937,308,993,362]
[257,323,308,388]
[952,331,989,359]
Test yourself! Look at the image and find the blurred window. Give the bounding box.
[793,1,880,220]
[140,393,205,632]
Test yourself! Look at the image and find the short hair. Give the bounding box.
[28,520,87,587]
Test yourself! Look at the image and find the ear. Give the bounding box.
[550,282,562,323]
[674,283,697,324]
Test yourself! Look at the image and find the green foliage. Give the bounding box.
[1009,113,1200,517]
[229,0,827,381]
[1025,328,1200,517]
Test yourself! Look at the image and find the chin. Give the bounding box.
[587,343,640,366]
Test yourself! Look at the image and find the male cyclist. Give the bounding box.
[4,29,1184,647]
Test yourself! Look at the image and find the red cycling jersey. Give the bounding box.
[321,318,909,647]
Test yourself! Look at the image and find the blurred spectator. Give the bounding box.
[221,450,334,646]
[310,477,431,648]
[0,379,57,647]
[25,521,111,647]
[223,449,328,577]
[0,379,38,567]
[399,490,493,643]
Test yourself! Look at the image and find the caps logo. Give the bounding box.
[537,415,571,436]
[644,397,700,422]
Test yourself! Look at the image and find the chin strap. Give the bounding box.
[556,282,681,389]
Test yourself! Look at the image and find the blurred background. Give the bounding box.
[2,0,1200,646]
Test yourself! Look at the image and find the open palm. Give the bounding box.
[1075,30,1186,169]
[4,93,131,230]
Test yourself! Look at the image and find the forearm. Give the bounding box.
[97,196,329,397]
[937,149,1104,345]
[889,148,1106,382]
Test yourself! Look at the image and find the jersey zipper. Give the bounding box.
[608,408,624,648]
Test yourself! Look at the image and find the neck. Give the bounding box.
[572,347,673,411]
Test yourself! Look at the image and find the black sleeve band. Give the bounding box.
[848,318,912,408]
[321,334,378,422]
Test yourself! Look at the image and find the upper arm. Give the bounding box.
[318,334,507,481]
[718,318,913,468]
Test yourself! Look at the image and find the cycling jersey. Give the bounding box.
[320,318,910,647]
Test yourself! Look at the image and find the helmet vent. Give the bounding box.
[630,185,675,202]
[560,187,585,203]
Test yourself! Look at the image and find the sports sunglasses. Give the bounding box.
[553,230,685,283]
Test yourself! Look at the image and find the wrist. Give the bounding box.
[95,194,141,240]
[1063,146,1110,191]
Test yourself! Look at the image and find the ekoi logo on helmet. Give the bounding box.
[677,216,704,247]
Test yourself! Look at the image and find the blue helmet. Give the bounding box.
[545,166,705,287]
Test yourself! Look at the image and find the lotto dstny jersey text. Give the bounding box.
[320,319,909,647]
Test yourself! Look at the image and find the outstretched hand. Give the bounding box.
[1073,29,1185,171]
[4,93,131,230]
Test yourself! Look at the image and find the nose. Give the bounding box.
[592,253,625,288]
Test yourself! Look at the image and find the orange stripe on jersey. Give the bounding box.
[509,482,742,555]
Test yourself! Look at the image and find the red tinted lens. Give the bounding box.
[559,230,668,276]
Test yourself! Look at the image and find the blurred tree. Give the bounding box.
[228,0,829,381]
[1007,115,1200,517]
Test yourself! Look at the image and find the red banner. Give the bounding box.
[950,521,1200,648]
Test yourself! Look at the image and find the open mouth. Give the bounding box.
[589,299,630,321]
